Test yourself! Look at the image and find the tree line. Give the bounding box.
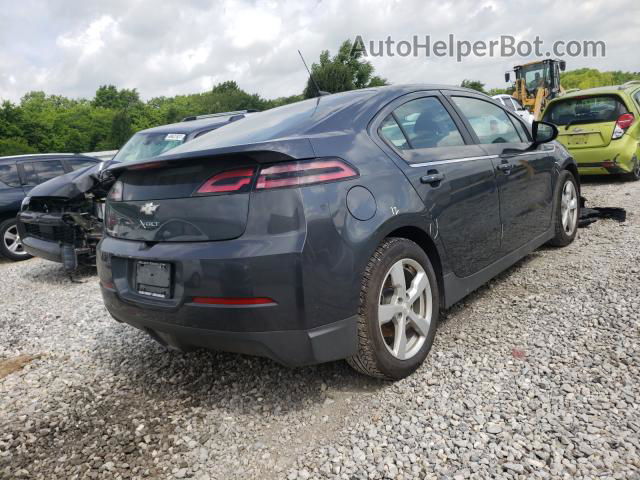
[0,39,386,157]
[2,38,638,157]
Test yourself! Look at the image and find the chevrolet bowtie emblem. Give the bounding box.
[140,202,160,215]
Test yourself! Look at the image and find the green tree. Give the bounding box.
[460,80,486,94]
[0,138,37,156]
[303,40,388,98]
[560,68,640,90]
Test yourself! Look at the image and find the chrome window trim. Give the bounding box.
[408,145,556,168]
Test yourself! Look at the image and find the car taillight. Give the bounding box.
[612,113,635,140]
[255,159,357,190]
[196,168,256,195]
[108,180,123,201]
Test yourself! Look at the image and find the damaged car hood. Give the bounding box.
[28,162,115,200]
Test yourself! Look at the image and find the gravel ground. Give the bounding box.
[1,178,639,480]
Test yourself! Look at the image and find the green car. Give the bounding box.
[542,81,640,180]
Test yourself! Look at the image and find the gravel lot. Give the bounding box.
[1,178,639,480]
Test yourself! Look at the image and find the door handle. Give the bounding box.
[420,173,445,185]
[496,163,513,173]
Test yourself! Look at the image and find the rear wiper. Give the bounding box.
[563,119,591,130]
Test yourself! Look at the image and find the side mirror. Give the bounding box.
[531,121,558,147]
[504,72,510,83]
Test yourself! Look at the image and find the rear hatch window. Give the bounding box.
[106,157,256,242]
[112,132,186,164]
[543,95,629,148]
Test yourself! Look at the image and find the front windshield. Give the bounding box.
[519,64,550,91]
[112,132,186,163]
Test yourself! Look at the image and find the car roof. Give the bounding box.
[0,153,98,164]
[160,84,490,160]
[559,84,639,99]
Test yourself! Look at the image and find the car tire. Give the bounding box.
[0,218,32,261]
[347,237,440,380]
[548,170,580,247]
[625,156,640,181]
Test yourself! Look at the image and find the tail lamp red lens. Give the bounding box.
[616,113,635,130]
[192,297,275,305]
[193,158,357,196]
[196,168,255,194]
[612,113,635,140]
[256,159,357,190]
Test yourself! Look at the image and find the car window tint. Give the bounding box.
[379,115,409,150]
[452,96,523,144]
[0,163,21,188]
[392,97,465,149]
[635,90,640,109]
[512,98,524,110]
[67,158,97,171]
[30,160,66,184]
[502,98,516,111]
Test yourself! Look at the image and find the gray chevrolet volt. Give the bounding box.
[97,85,579,379]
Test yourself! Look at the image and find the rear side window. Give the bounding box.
[379,116,409,150]
[452,96,523,144]
[25,160,66,185]
[0,164,21,187]
[634,90,640,109]
[381,97,465,150]
[543,95,629,126]
[67,158,97,171]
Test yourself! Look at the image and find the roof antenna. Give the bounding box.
[298,50,329,97]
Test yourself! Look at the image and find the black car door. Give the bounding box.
[446,93,555,253]
[373,92,502,278]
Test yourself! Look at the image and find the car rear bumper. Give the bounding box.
[566,136,638,175]
[96,226,361,366]
[101,286,357,366]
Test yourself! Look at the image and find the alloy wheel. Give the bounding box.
[560,180,578,235]
[3,224,27,256]
[378,258,432,360]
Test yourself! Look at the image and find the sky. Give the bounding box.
[0,0,638,103]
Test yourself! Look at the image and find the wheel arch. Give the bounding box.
[383,225,446,309]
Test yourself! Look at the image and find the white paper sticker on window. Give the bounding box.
[165,133,186,141]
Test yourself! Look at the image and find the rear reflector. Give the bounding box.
[192,297,276,305]
[196,168,255,194]
[256,159,357,190]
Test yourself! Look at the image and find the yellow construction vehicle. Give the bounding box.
[505,59,567,120]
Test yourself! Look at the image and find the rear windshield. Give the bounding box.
[112,132,186,163]
[543,95,628,126]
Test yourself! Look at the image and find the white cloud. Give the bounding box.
[57,15,119,57]
[0,0,637,103]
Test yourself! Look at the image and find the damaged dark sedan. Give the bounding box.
[98,85,579,379]
[17,111,252,270]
